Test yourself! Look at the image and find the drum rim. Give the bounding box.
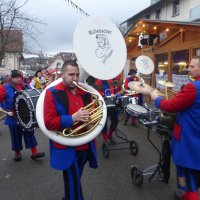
[127,103,147,114]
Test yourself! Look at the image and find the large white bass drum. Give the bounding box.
[36,78,107,146]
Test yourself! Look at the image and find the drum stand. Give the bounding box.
[102,107,139,159]
[130,111,171,187]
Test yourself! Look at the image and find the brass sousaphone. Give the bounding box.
[36,16,127,146]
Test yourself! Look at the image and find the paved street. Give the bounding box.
[0,117,177,200]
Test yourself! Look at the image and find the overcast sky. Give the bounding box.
[23,0,151,57]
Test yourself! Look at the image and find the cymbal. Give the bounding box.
[158,80,174,87]
[154,90,165,96]
[128,81,154,95]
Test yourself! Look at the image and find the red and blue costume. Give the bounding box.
[124,75,144,125]
[44,81,98,200]
[154,77,200,200]
[0,81,40,161]
[95,76,121,143]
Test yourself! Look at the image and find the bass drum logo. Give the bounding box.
[95,34,113,64]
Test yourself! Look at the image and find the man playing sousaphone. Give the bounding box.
[44,60,98,200]
[135,56,200,200]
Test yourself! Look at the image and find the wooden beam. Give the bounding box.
[159,30,180,47]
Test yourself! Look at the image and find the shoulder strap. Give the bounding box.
[52,90,69,113]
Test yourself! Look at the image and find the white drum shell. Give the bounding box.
[126,104,147,117]
[36,78,107,146]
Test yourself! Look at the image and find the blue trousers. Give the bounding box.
[176,165,200,192]
[8,125,37,151]
[63,149,92,200]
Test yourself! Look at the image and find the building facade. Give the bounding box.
[121,0,200,35]
[0,30,23,76]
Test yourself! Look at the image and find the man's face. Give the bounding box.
[188,58,200,78]
[62,65,79,90]
[12,76,22,84]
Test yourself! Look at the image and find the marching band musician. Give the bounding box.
[43,60,98,200]
[0,70,45,161]
[123,69,144,126]
[30,69,46,90]
[150,56,200,200]
[95,74,121,145]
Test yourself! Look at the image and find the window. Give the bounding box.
[155,53,168,74]
[156,9,161,19]
[172,50,189,75]
[0,58,5,68]
[155,53,168,89]
[173,0,180,16]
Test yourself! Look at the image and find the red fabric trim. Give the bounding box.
[183,192,199,200]
[0,85,6,102]
[52,141,68,149]
[173,123,181,141]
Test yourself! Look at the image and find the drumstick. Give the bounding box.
[0,109,13,116]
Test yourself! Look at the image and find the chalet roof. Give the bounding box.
[124,19,200,49]
[124,19,200,37]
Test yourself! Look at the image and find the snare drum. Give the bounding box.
[14,89,41,131]
[126,104,148,118]
[118,96,130,108]
[104,96,116,108]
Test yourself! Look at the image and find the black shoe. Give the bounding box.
[174,190,184,200]
[14,153,21,162]
[31,152,45,160]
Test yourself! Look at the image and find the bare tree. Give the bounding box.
[0,0,44,65]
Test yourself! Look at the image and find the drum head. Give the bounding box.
[127,104,147,114]
[73,16,127,80]
[135,55,154,75]
[14,89,40,131]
